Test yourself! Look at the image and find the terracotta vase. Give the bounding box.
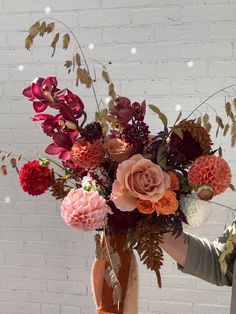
[91,232,138,314]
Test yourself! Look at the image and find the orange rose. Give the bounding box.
[136,199,155,214]
[104,136,133,163]
[167,171,180,191]
[155,190,179,215]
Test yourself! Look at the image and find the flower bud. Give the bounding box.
[197,185,213,201]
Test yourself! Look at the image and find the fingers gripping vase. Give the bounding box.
[91,232,138,314]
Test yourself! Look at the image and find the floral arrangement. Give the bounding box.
[1,20,236,310]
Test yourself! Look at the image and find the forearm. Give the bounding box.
[160,231,189,267]
[161,231,232,286]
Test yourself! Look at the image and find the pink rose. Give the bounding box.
[111,154,170,211]
[105,136,133,163]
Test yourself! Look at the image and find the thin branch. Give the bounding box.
[37,17,100,112]
[185,83,236,120]
[189,195,236,212]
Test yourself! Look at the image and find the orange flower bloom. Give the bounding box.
[188,155,231,196]
[167,171,180,191]
[136,199,155,215]
[155,190,179,215]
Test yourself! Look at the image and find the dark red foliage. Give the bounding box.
[107,201,141,230]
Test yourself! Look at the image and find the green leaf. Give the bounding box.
[149,104,168,127]
[174,110,182,125]
[156,145,167,169]
[203,113,209,126]
[218,146,223,157]
[172,127,183,139]
[100,108,108,119]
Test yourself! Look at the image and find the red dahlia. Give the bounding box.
[19,160,51,196]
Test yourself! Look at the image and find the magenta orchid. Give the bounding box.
[132,100,146,121]
[45,130,79,160]
[22,76,59,112]
[54,88,84,119]
[108,97,146,127]
[32,113,61,136]
[108,97,133,127]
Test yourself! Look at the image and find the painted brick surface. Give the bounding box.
[0,0,235,313]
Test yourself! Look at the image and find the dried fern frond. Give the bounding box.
[0,165,7,175]
[50,170,71,199]
[51,33,60,57]
[63,33,70,49]
[136,218,164,288]
[95,233,102,259]
[0,151,21,175]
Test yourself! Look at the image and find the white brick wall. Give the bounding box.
[0,0,236,313]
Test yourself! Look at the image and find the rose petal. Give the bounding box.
[111,181,137,211]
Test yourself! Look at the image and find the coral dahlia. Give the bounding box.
[71,138,104,169]
[188,155,231,196]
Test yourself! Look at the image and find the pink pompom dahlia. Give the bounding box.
[188,155,231,196]
[61,188,111,231]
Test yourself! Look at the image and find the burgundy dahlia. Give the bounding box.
[107,201,141,230]
[169,131,204,162]
[123,121,150,147]
[81,122,103,142]
[169,120,212,162]
[19,160,51,196]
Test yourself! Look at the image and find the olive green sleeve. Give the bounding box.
[178,233,232,286]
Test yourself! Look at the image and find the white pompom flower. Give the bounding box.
[180,194,212,229]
